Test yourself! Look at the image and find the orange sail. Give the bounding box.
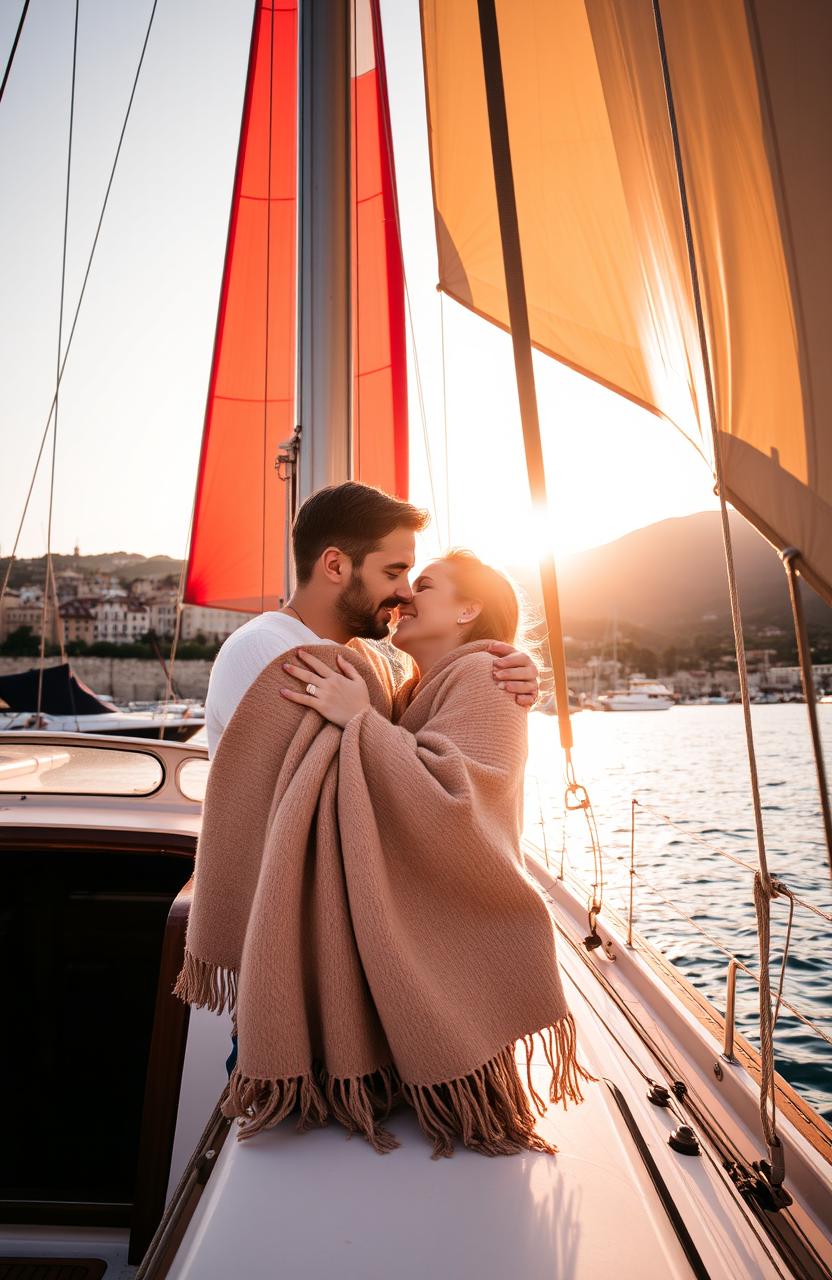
[186,0,407,613]
[422,0,832,603]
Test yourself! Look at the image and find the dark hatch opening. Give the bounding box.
[1,842,193,1212]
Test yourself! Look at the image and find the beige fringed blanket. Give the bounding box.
[175,639,588,1156]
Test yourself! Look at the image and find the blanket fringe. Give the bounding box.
[224,1064,401,1152]
[221,1015,591,1159]
[405,1014,592,1159]
[323,1068,401,1153]
[173,950,238,1015]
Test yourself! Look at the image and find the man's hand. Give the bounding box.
[488,641,539,709]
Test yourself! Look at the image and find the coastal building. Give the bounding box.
[0,596,58,645]
[93,599,150,644]
[54,569,86,600]
[564,663,597,695]
[147,593,179,639]
[180,604,255,644]
[762,663,832,694]
[128,577,159,600]
[59,600,95,646]
[0,590,21,643]
[668,668,740,699]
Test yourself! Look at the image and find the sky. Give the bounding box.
[0,0,718,574]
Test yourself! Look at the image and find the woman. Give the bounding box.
[280,550,529,733]
[177,551,587,1157]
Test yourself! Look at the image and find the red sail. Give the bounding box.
[186,0,408,612]
[352,0,409,497]
[185,0,296,613]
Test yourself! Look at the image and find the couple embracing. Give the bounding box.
[176,482,588,1158]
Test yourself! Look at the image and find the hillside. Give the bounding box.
[513,509,832,642]
[0,552,183,592]
[4,512,831,645]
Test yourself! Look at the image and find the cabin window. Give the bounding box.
[176,757,210,803]
[0,745,164,796]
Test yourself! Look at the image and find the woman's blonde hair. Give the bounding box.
[440,549,522,646]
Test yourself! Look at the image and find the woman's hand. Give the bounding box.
[488,641,540,708]
[280,650,371,728]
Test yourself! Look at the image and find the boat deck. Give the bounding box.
[2,734,829,1278]
[163,896,793,1280]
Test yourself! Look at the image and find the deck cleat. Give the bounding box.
[752,1155,794,1213]
[669,1123,701,1156]
[647,1081,671,1107]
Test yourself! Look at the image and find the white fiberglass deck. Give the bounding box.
[166,910,788,1280]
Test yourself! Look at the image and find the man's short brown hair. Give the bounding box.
[292,482,430,584]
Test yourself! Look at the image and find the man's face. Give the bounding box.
[335,528,416,640]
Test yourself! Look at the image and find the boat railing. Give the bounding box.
[622,805,832,1057]
[533,792,832,1073]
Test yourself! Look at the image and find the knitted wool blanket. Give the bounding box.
[175,639,588,1157]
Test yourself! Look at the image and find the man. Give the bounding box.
[206,482,539,757]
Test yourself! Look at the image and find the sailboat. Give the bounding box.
[1,1,831,1278]
[0,662,205,739]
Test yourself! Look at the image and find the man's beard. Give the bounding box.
[335,570,400,640]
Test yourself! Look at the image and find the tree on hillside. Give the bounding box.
[0,626,40,657]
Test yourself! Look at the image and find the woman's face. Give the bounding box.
[392,560,474,655]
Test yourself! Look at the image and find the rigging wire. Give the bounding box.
[352,0,360,478]
[49,558,66,667]
[371,7,440,538]
[0,0,30,105]
[406,281,440,542]
[260,0,276,615]
[0,0,159,614]
[439,290,451,547]
[36,0,79,724]
[158,496,196,739]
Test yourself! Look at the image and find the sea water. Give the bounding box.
[524,703,832,1122]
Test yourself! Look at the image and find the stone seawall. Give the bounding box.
[0,657,214,702]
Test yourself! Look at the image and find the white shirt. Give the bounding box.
[205,611,328,757]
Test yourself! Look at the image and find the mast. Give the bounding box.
[296,0,352,501]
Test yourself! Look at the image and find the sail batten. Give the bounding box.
[422,0,832,602]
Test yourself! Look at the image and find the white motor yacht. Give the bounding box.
[597,677,675,712]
